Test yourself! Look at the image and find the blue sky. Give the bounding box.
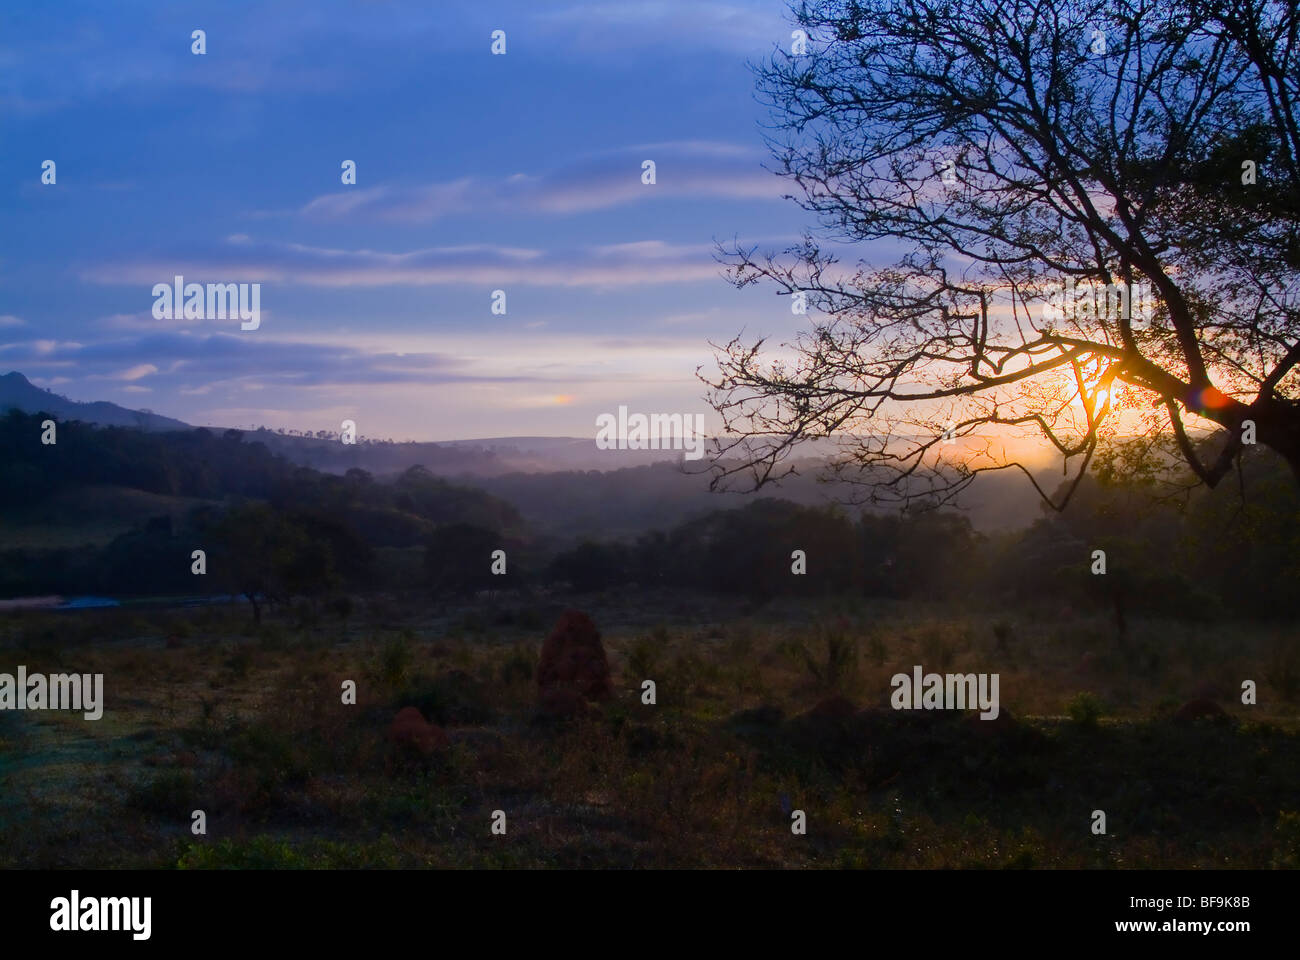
[0,0,819,440]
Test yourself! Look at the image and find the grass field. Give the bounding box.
[1,592,1297,868]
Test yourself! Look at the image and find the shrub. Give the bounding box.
[626,635,663,683]
[398,671,493,725]
[1066,691,1105,729]
[919,627,955,673]
[377,634,412,688]
[497,645,533,685]
[223,645,253,680]
[128,770,200,816]
[796,625,860,694]
[1272,811,1300,869]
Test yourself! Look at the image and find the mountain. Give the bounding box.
[0,371,192,432]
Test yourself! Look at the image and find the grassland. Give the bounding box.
[1,592,1298,869]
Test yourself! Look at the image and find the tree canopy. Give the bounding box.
[708,0,1300,508]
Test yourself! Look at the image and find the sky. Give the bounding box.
[0,0,828,440]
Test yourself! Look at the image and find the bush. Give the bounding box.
[128,770,200,816]
[789,624,860,694]
[1066,691,1105,729]
[377,634,412,689]
[1272,811,1300,869]
[919,627,956,673]
[626,635,663,684]
[397,671,493,725]
[223,645,254,680]
[497,645,533,685]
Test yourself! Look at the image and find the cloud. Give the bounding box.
[101,311,185,331]
[297,142,782,223]
[0,326,725,406]
[100,309,275,332]
[0,1,784,120]
[0,5,361,108]
[115,364,159,381]
[80,236,726,289]
[0,315,26,328]
[0,92,68,114]
[0,331,568,391]
[0,326,738,439]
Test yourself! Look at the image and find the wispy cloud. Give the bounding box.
[2,327,732,438]
[297,142,782,222]
[0,331,574,390]
[1,0,794,440]
[115,363,159,381]
[0,1,785,113]
[99,309,276,332]
[80,235,726,288]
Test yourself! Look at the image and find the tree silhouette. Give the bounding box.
[707,0,1300,508]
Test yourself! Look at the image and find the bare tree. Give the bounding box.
[704,0,1300,509]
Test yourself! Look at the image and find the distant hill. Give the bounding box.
[2,370,862,478]
[0,371,1052,531]
[0,371,701,473]
[0,407,529,596]
[251,430,712,476]
[469,456,1057,539]
[0,371,192,432]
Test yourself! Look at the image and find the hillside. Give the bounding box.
[0,371,192,432]
[0,409,527,598]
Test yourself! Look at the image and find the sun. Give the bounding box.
[1067,359,1113,414]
